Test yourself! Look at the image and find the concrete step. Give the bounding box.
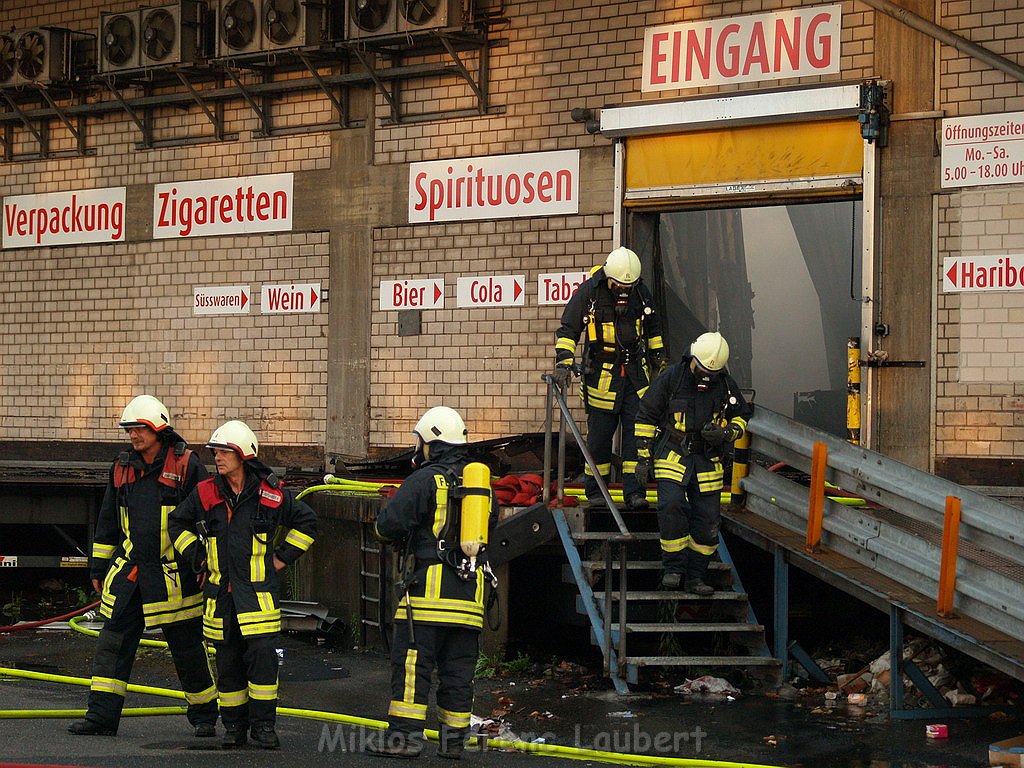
[626,655,780,667]
[590,590,747,601]
[609,622,763,633]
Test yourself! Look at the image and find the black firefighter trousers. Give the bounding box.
[213,606,281,730]
[387,619,478,750]
[85,586,217,731]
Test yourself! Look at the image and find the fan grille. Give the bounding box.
[0,35,15,82]
[264,0,300,45]
[143,9,177,62]
[102,15,136,66]
[351,0,391,33]
[401,0,439,26]
[223,0,258,49]
[16,31,46,80]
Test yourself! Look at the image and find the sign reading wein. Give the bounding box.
[943,255,1024,293]
[260,283,321,314]
[642,5,841,91]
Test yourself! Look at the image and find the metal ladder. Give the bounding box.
[358,522,388,648]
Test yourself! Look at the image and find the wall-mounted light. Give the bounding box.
[570,107,601,135]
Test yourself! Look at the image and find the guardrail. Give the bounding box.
[741,407,1024,641]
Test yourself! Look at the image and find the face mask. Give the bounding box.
[412,437,427,468]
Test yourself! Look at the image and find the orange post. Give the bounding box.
[937,495,962,617]
[806,441,827,552]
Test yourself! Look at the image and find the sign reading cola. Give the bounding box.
[409,150,579,223]
[642,5,841,91]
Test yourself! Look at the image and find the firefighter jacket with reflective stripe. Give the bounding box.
[169,466,318,641]
[554,270,665,413]
[635,358,752,491]
[90,444,208,629]
[374,443,497,632]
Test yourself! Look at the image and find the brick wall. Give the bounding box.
[936,0,1024,458]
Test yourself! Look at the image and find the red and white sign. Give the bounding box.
[2,187,126,249]
[380,278,444,310]
[538,271,589,306]
[409,150,579,224]
[642,5,841,92]
[153,173,293,239]
[456,275,525,308]
[261,282,321,314]
[943,255,1024,292]
[941,112,1024,188]
[194,285,251,315]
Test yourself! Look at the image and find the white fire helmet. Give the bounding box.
[413,406,467,445]
[691,332,730,372]
[119,395,171,432]
[603,247,641,285]
[207,420,259,459]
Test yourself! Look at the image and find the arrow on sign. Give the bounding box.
[240,290,249,309]
[513,278,523,302]
[310,286,318,305]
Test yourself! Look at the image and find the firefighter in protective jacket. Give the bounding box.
[69,395,218,738]
[554,247,666,509]
[169,420,317,750]
[367,406,497,760]
[634,333,751,593]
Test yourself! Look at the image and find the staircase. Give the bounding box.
[553,502,780,692]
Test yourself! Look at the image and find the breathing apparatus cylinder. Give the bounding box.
[459,462,492,572]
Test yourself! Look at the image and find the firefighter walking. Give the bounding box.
[367,406,497,760]
[169,420,317,749]
[634,333,751,592]
[554,246,666,509]
[69,395,218,737]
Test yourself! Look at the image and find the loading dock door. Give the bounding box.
[621,116,865,437]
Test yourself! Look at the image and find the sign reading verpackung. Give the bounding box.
[3,187,126,249]
[409,150,579,223]
[153,173,293,239]
[642,5,841,92]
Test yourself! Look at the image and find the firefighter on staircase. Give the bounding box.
[367,406,498,760]
[634,332,751,593]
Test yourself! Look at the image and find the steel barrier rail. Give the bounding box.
[742,466,1024,639]
[746,408,1024,567]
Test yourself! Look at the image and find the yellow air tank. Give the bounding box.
[459,462,492,571]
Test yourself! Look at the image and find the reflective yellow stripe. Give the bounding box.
[257,591,275,613]
[425,564,442,600]
[648,335,664,351]
[91,676,127,697]
[395,607,484,629]
[601,322,615,344]
[250,534,266,583]
[174,530,198,554]
[389,701,428,720]
[660,536,691,553]
[622,460,638,473]
[249,681,278,701]
[219,688,248,708]
[284,529,314,551]
[431,475,448,538]
[438,707,471,728]
[184,683,218,705]
[159,504,173,561]
[583,462,612,478]
[689,539,719,556]
[635,423,657,439]
[92,543,115,559]
[555,336,577,355]
[207,537,220,585]
[120,506,133,560]
[403,649,418,705]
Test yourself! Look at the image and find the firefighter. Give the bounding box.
[367,406,497,760]
[634,332,751,593]
[554,246,666,509]
[168,420,317,750]
[69,395,218,738]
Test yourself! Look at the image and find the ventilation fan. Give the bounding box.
[0,34,15,85]
[398,0,462,32]
[142,9,177,61]
[348,0,397,38]
[100,13,139,71]
[16,30,47,80]
[219,0,261,54]
[264,0,300,44]
[12,28,70,85]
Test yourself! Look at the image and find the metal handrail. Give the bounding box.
[742,406,1024,640]
[542,372,632,688]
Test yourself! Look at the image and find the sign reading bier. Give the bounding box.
[409,150,579,224]
[642,5,841,92]
[153,173,293,239]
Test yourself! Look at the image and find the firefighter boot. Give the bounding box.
[221,724,248,748]
[68,719,117,736]
[438,726,468,760]
[251,723,280,749]
[366,729,424,759]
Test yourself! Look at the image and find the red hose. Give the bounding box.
[0,600,100,633]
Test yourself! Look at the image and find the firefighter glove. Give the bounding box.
[700,422,728,446]
[650,350,668,376]
[634,458,651,488]
[724,424,742,442]
[552,363,572,386]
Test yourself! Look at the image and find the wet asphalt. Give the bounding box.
[1,626,1022,767]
